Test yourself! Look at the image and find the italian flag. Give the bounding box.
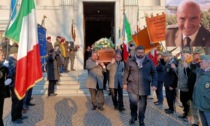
[122,13,132,61]
[148,49,158,66]
[5,0,42,100]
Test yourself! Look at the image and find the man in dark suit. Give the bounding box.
[166,0,210,53]
[124,46,157,126]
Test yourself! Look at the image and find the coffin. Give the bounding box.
[98,48,115,62]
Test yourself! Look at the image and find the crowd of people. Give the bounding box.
[46,36,79,96]
[0,35,79,125]
[0,0,210,125]
[85,44,210,126]
[0,39,34,124]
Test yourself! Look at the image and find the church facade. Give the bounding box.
[0,0,165,70]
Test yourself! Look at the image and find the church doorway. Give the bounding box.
[83,2,115,67]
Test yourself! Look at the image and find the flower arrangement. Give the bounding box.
[94,38,115,50]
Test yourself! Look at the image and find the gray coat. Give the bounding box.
[124,56,158,95]
[107,61,124,89]
[175,63,190,92]
[85,58,105,89]
[46,51,60,81]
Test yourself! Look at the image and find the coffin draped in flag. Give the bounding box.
[5,0,42,100]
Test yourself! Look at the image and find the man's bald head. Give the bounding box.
[177,0,201,14]
[176,0,202,36]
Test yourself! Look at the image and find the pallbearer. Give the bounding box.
[85,52,105,111]
[107,53,125,111]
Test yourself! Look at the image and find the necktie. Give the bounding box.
[183,37,192,53]
[184,37,191,47]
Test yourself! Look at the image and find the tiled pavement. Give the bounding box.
[3,96,191,126]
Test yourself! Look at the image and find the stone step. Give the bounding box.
[35,81,80,87]
[42,72,80,77]
[33,84,80,90]
[43,76,79,81]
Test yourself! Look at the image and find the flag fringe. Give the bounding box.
[14,77,43,100]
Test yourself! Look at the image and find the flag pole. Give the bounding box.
[122,0,125,42]
[137,4,139,32]
[3,0,19,60]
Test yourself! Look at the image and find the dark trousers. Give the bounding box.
[128,93,147,122]
[165,87,176,111]
[180,91,190,116]
[89,88,104,107]
[69,56,75,70]
[103,71,109,89]
[23,88,33,107]
[199,111,210,126]
[48,80,56,96]
[110,84,124,109]
[155,81,164,103]
[10,87,23,121]
[0,98,4,126]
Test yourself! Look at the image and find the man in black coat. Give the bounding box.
[154,54,165,105]
[124,46,158,126]
[162,52,178,114]
[0,50,9,126]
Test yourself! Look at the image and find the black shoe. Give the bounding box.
[129,118,137,124]
[20,116,28,120]
[165,110,174,114]
[192,124,199,126]
[49,93,57,96]
[12,119,23,124]
[154,101,158,104]
[139,121,145,126]
[98,106,105,111]
[56,83,61,85]
[27,103,35,106]
[119,107,125,112]
[164,109,170,112]
[22,106,29,110]
[178,114,187,118]
[114,106,118,110]
[154,102,163,106]
[92,106,97,110]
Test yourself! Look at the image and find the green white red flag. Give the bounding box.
[122,13,132,61]
[5,0,42,100]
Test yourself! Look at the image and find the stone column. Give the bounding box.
[74,0,84,70]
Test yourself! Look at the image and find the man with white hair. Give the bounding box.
[166,0,210,50]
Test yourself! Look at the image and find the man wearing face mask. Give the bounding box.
[124,46,158,126]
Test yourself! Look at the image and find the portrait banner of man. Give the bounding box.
[166,0,210,54]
